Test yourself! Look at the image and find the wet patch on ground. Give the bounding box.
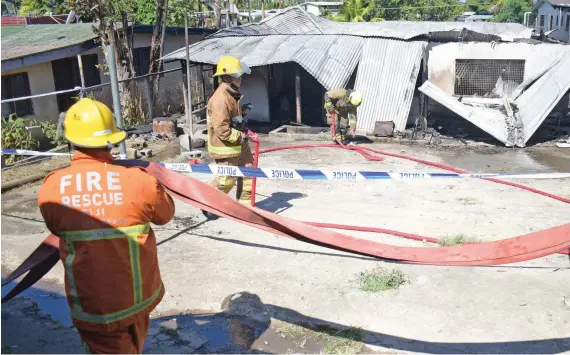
[1,283,379,354]
[435,147,570,173]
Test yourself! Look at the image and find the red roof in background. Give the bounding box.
[1,16,26,26]
[1,15,69,26]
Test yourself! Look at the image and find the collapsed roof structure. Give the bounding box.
[163,7,569,146]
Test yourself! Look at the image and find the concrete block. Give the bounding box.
[129,140,147,149]
[179,134,192,152]
[111,147,138,159]
[139,149,153,157]
[153,117,177,138]
[179,134,206,152]
[373,121,395,137]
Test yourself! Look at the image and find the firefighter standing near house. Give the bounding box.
[37,98,175,354]
[203,55,254,218]
[324,88,363,144]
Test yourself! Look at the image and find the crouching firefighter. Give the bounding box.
[202,55,254,220]
[324,89,363,144]
[37,98,175,354]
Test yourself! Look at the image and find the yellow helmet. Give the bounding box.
[349,91,363,107]
[214,55,251,78]
[63,98,126,148]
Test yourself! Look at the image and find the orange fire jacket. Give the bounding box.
[37,149,175,332]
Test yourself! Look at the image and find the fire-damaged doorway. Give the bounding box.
[299,66,326,127]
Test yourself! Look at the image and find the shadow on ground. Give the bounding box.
[254,192,307,214]
[3,282,570,354]
[150,291,570,354]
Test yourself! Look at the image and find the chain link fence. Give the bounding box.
[83,65,214,126]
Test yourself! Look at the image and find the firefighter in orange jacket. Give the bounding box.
[37,98,175,354]
[202,56,254,219]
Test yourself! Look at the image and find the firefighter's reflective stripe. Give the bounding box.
[206,115,242,155]
[227,128,240,143]
[207,143,241,155]
[71,284,163,324]
[64,240,81,309]
[61,224,150,241]
[349,119,357,127]
[59,223,152,323]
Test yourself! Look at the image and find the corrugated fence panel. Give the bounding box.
[355,39,426,133]
[516,53,570,144]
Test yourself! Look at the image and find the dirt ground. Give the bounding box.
[2,137,570,354]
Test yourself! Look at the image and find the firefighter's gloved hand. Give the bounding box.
[231,115,245,131]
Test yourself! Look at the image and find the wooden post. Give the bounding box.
[77,55,85,89]
[145,76,154,119]
[295,66,301,124]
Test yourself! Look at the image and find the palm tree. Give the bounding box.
[332,0,383,22]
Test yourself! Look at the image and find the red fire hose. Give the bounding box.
[2,117,570,303]
[249,112,570,254]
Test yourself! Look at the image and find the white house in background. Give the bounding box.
[465,14,494,22]
[456,11,476,21]
[1,23,213,123]
[534,0,570,42]
[300,2,343,17]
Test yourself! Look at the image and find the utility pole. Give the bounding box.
[105,43,127,159]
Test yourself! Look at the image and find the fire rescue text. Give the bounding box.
[60,172,123,216]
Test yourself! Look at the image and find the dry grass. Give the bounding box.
[277,324,306,340]
[455,197,479,205]
[321,327,364,354]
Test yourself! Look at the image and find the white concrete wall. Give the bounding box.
[537,2,570,42]
[427,42,570,95]
[2,62,58,122]
[240,67,270,122]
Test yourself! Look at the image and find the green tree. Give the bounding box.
[332,0,384,22]
[464,0,491,13]
[372,0,463,21]
[168,0,209,27]
[18,0,68,15]
[492,0,531,22]
[69,0,143,124]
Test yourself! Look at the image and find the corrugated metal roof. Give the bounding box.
[163,34,363,89]
[516,53,570,144]
[210,7,533,42]
[1,23,97,61]
[419,81,510,144]
[354,39,425,133]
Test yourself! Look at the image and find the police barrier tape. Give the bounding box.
[162,163,570,180]
[1,149,73,157]
[3,148,570,180]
